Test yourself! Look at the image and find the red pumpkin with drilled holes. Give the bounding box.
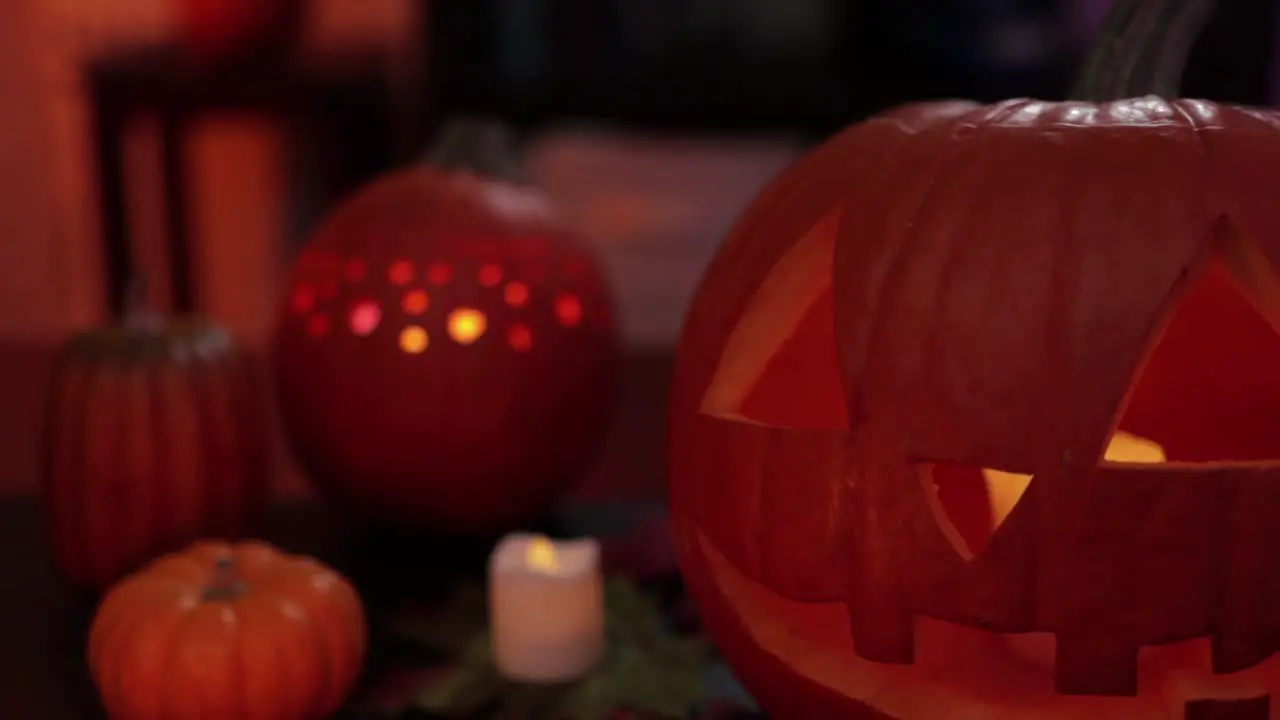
[88,540,366,719]
[668,1,1280,718]
[42,299,270,590]
[275,119,617,534]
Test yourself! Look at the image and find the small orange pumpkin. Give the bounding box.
[88,540,367,719]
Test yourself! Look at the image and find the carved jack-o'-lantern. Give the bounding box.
[668,1,1280,717]
[275,120,617,534]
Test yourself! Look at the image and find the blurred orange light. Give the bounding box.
[555,295,583,328]
[389,260,415,286]
[447,308,487,345]
[508,325,533,352]
[349,301,381,336]
[399,325,429,354]
[504,282,530,308]
[402,289,430,315]
[478,264,504,287]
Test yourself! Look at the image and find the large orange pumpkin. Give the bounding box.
[275,119,618,534]
[88,540,366,719]
[42,307,270,590]
[668,0,1280,717]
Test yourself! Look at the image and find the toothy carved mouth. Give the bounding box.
[691,525,1279,720]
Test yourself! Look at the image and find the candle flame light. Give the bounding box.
[525,536,559,572]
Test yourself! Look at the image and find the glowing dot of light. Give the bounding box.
[399,325,429,354]
[349,301,382,336]
[389,260,415,286]
[291,286,315,313]
[447,308,487,346]
[503,282,530,308]
[427,262,453,285]
[508,325,533,352]
[343,259,366,282]
[306,314,331,337]
[554,294,583,328]
[478,263,503,287]
[402,289,430,315]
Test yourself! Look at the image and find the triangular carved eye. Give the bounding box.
[699,213,850,431]
[928,225,1280,561]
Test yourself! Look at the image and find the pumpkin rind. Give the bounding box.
[274,166,618,534]
[669,48,1280,720]
[42,320,270,590]
[88,540,366,719]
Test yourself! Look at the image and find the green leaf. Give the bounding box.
[412,634,501,716]
[412,663,501,716]
[395,578,713,719]
[386,583,489,654]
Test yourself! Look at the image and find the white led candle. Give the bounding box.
[488,533,605,683]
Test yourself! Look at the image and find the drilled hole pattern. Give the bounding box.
[290,255,596,354]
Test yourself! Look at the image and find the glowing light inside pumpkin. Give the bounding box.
[344,259,366,282]
[508,325,533,352]
[402,289,430,315]
[555,295,583,328]
[525,536,558,572]
[349,301,381,336]
[306,314,330,337]
[389,260,415,286]
[479,264,504,287]
[504,282,530,308]
[983,431,1167,525]
[427,262,453,285]
[399,325,429,354]
[447,308,487,345]
[292,287,315,313]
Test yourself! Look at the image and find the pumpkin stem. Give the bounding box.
[122,274,165,334]
[425,116,525,182]
[1069,0,1218,101]
[203,556,247,602]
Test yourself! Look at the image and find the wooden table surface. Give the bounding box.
[0,354,675,718]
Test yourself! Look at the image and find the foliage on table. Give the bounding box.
[383,579,709,719]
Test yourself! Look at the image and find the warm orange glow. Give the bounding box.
[402,289,430,315]
[504,282,530,307]
[343,259,366,282]
[399,325,429,354]
[427,262,453,285]
[508,325,533,352]
[983,430,1166,525]
[447,308,488,345]
[292,287,315,313]
[349,301,381,336]
[389,260,415,286]
[525,536,558,572]
[555,294,583,327]
[479,263,504,287]
[306,314,330,338]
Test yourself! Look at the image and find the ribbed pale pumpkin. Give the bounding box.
[42,311,270,590]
